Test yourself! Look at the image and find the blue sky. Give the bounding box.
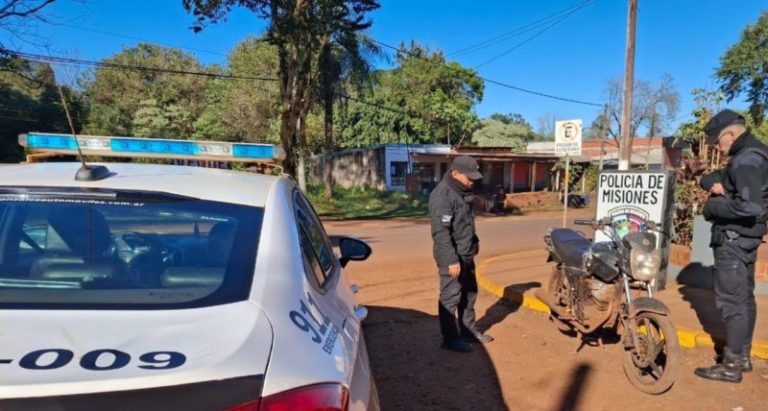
[2,0,765,135]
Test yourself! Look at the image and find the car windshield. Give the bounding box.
[0,188,263,309]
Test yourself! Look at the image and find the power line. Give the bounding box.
[449,0,593,58]
[0,48,415,119]
[373,39,602,107]
[57,23,228,58]
[1,49,278,82]
[0,114,38,123]
[474,0,595,69]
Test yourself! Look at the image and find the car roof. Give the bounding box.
[0,162,286,207]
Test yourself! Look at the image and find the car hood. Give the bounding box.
[0,301,273,400]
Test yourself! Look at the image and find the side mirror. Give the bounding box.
[338,237,372,268]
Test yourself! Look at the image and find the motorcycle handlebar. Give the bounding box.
[573,219,594,226]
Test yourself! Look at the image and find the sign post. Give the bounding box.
[555,119,582,227]
[563,155,570,227]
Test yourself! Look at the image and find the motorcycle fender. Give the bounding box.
[629,297,670,318]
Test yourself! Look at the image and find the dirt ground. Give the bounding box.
[326,214,768,411]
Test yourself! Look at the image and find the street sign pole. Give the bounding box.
[555,119,582,228]
[562,154,570,228]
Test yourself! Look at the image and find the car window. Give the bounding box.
[294,191,335,288]
[0,188,263,310]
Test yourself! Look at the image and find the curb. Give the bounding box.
[476,251,768,360]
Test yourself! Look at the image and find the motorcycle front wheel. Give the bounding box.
[622,312,680,395]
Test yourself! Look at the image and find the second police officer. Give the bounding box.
[695,109,768,383]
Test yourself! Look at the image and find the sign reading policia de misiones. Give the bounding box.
[594,170,676,287]
[599,173,666,206]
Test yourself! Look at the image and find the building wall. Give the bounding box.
[384,145,450,192]
[310,147,386,190]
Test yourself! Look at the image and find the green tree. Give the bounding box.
[716,12,768,125]
[471,118,526,151]
[318,33,381,197]
[193,37,281,143]
[132,98,194,138]
[183,0,381,178]
[0,59,84,163]
[337,42,483,148]
[489,112,527,126]
[675,88,724,161]
[83,43,208,138]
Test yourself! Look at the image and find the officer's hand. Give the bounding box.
[710,183,725,196]
[448,263,461,278]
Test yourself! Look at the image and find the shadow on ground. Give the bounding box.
[364,305,507,411]
[669,262,726,354]
[555,363,593,411]
[476,282,541,333]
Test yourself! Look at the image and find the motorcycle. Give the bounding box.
[536,217,679,394]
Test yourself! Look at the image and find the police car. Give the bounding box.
[0,133,379,410]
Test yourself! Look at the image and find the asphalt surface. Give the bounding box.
[326,213,768,411]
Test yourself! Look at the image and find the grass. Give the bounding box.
[307,185,428,220]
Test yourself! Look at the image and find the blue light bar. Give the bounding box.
[25,134,79,150]
[111,138,198,155]
[18,132,284,163]
[233,144,276,160]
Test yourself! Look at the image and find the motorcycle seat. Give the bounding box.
[550,228,591,268]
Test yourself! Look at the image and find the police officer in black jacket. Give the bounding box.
[694,109,768,383]
[429,155,493,353]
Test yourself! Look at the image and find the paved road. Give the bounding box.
[326,213,767,411]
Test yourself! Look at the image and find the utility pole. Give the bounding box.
[599,104,609,170]
[619,0,638,171]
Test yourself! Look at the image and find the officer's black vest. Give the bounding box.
[714,132,768,238]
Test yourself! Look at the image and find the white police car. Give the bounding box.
[0,133,378,410]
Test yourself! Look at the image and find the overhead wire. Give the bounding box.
[0,48,415,118]
[372,39,603,107]
[48,19,602,107]
[57,23,228,57]
[473,0,595,69]
[449,0,593,58]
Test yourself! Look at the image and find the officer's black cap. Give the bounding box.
[704,109,745,145]
[451,155,483,180]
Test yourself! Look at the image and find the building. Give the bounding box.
[527,137,686,170]
[310,144,557,195]
[310,144,451,192]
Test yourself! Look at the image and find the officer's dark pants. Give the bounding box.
[438,260,478,341]
[713,236,762,356]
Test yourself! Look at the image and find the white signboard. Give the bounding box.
[594,171,668,243]
[555,119,582,157]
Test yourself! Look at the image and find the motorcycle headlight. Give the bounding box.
[629,248,661,282]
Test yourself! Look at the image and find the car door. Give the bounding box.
[292,191,372,408]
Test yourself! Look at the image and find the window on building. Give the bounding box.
[390,161,408,186]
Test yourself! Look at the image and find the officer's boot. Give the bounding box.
[739,344,753,373]
[714,345,753,372]
[695,348,743,383]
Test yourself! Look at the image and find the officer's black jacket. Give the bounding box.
[700,131,768,238]
[429,173,479,268]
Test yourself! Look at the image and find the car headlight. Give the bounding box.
[630,248,661,282]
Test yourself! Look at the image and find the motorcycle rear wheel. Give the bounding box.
[622,312,679,395]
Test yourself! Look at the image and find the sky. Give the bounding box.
[1,0,766,135]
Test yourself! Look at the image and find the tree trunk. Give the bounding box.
[278,88,299,177]
[323,85,334,198]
